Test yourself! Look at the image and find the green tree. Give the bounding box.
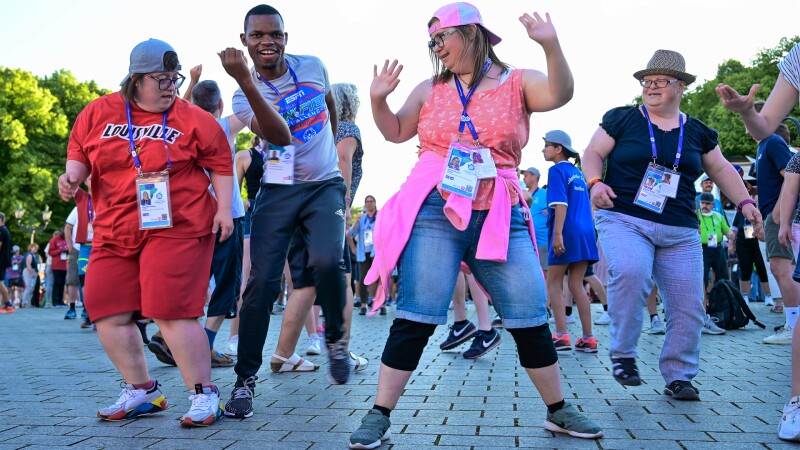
[0,67,108,247]
[235,130,256,150]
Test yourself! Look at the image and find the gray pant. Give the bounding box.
[595,210,704,384]
[22,271,36,307]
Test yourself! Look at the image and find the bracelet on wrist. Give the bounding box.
[737,198,756,212]
[587,177,602,191]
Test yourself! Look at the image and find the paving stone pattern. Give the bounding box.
[0,302,792,449]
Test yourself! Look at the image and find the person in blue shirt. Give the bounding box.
[351,195,381,315]
[543,130,599,354]
[522,166,549,275]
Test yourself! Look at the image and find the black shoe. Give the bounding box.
[135,321,150,345]
[491,315,503,328]
[463,329,501,359]
[326,339,353,385]
[610,357,641,386]
[664,380,700,401]
[439,321,478,350]
[379,306,387,315]
[146,332,176,366]
[359,307,367,316]
[224,376,257,418]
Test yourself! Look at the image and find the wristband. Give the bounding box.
[736,198,756,212]
[587,177,602,191]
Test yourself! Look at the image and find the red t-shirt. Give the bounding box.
[73,189,91,244]
[67,93,233,248]
[48,236,69,271]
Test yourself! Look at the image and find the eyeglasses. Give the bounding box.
[639,78,679,89]
[146,73,186,90]
[428,28,458,50]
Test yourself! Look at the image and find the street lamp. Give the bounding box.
[14,205,52,244]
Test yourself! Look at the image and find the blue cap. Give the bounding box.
[543,130,578,156]
[120,39,181,86]
[522,167,540,177]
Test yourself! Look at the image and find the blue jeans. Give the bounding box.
[396,190,547,329]
[595,210,704,383]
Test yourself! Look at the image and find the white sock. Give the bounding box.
[786,307,800,330]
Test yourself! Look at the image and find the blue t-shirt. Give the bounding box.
[546,162,599,265]
[600,106,718,229]
[529,187,548,247]
[756,134,792,218]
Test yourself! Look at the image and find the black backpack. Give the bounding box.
[707,279,766,330]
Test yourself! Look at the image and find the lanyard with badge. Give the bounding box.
[126,101,174,230]
[86,194,95,242]
[701,213,720,247]
[633,105,684,214]
[441,60,497,199]
[363,214,375,248]
[257,65,298,185]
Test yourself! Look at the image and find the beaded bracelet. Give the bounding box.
[587,177,602,191]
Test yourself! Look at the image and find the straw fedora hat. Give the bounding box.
[633,49,696,85]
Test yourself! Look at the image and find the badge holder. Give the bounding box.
[744,221,755,239]
[265,144,295,185]
[136,171,173,230]
[441,140,479,200]
[633,164,668,214]
[707,233,718,248]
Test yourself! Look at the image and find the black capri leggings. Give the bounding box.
[737,237,768,281]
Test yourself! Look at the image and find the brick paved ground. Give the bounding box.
[0,301,794,449]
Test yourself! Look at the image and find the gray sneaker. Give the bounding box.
[326,338,353,384]
[349,409,391,449]
[701,314,726,335]
[544,403,604,439]
[648,315,666,335]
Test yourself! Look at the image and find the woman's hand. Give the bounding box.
[741,203,765,241]
[553,233,565,256]
[519,12,558,46]
[716,83,760,114]
[371,60,403,102]
[590,182,617,209]
[212,211,234,242]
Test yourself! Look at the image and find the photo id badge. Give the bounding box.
[364,229,374,247]
[744,222,755,239]
[441,142,478,199]
[707,233,718,248]
[470,147,498,179]
[634,164,668,214]
[656,168,680,199]
[265,144,295,185]
[136,171,173,230]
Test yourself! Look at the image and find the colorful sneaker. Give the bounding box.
[64,309,77,320]
[574,336,598,353]
[701,314,726,335]
[306,334,322,356]
[80,318,92,329]
[552,333,572,351]
[211,349,235,368]
[463,329,501,359]
[97,380,167,421]
[225,335,238,356]
[224,376,256,418]
[663,380,700,401]
[779,396,800,442]
[147,332,176,366]
[544,403,604,439]
[648,315,666,335]
[326,338,353,384]
[764,325,794,345]
[349,409,391,449]
[594,311,611,325]
[439,321,478,350]
[610,357,641,386]
[0,305,15,314]
[181,385,223,427]
[491,315,504,328]
[350,352,369,373]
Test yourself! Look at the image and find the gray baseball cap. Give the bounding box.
[543,130,578,156]
[522,167,541,177]
[120,39,181,86]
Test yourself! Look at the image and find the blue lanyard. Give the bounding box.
[641,105,684,170]
[87,195,93,223]
[125,101,172,176]
[454,60,491,142]
[256,62,301,127]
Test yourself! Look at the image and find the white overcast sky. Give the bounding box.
[2,0,798,205]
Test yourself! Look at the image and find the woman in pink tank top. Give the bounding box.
[348,3,603,448]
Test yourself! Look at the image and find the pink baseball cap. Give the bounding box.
[428,2,502,46]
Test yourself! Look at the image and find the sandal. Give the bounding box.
[269,353,319,373]
[771,305,785,313]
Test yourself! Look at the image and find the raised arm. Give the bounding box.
[519,12,573,112]
[182,64,202,101]
[716,74,799,141]
[370,60,429,143]
[218,48,292,146]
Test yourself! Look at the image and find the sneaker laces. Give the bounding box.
[186,393,215,415]
[232,377,256,400]
[327,339,349,360]
[112,383,140,406]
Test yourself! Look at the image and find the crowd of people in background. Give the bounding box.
[2,1,800,448]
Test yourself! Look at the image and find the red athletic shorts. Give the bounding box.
[84,234,214,321]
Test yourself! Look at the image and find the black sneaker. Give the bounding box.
[491,315,503,328]
[439,321,478,350]
[379,306,387,315]
[146,332,176,366]
[224,376,256,418]
[359,307,367,316]
[610,357,641,386]
[463,329,501,359]
[136,321,150,345]
[664,380,700,401]
[326,338,353,384]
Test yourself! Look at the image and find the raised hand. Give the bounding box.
[371,59,403,101]
[218,48,251,83]
[189,64,202,82]
[716,83,760,114]
[519,12,558,46]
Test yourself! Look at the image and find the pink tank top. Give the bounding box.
[417,69,530,210]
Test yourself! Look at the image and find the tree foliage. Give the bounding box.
[0,67,109,247]
[680,37,800,158]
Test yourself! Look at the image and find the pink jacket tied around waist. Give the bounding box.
[365,150,538,315]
